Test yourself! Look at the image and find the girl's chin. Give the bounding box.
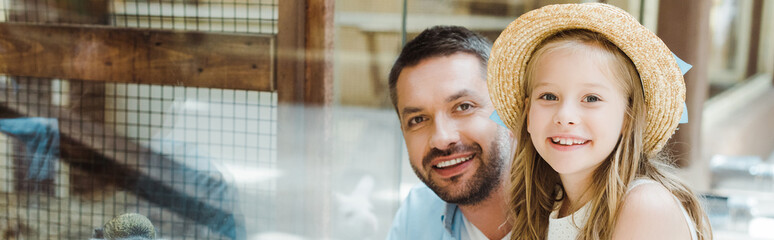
[545,159,604,177]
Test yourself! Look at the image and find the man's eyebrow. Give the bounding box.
[400,107,423,118]
[446,90,471,103]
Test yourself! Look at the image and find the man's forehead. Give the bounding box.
[395,53,488,109]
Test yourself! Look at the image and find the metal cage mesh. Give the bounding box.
[1,76,278,239]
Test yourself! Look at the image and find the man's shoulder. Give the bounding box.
[388,183,451,239]
[403,183,446,208]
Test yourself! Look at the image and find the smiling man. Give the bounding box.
[386,26,514,240]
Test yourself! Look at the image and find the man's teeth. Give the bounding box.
[551,137,587,146]
[436,155,473,168]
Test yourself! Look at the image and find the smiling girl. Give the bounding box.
[487,3,712,240]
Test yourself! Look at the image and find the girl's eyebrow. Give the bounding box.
[581,82,613,91]
[534,82,554,88]
[533,82,613,92]
[532,82,555,90]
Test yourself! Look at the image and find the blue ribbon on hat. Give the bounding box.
[490,108,507,127]
[489,54,692,127]
[673,54,690,124]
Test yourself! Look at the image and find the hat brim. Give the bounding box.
[487,3,685,156]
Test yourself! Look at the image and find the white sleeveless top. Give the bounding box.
[546,179,698,240]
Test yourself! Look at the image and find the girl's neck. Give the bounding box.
[558,172,594,218]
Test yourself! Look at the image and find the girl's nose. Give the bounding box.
[553,102,579,126]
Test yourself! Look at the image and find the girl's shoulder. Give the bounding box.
[612,178,694,239]
[623,178,678,208]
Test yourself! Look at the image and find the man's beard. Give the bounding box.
[411,128,510,206]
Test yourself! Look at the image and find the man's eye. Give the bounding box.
[408,116,425,126]
[584,95,600,102]
[539,93,558,101]
[456,103,473,111]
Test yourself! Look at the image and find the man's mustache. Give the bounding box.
[422,143,482,167]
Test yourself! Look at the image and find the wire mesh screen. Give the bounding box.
[0,76,278,239]
[0,0,279,34]
[111,0,278,33]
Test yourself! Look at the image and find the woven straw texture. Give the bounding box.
[487,3,685,156]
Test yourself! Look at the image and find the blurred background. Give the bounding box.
[0,0,772,239]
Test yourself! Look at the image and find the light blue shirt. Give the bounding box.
[387,183,469,240]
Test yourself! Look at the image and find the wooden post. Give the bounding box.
[657,1,711,169]
[745,0,764,79]
[276,0,334,237]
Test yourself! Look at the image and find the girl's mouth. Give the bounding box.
[550,137,590,146]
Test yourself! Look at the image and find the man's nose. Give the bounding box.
[553,101,580,126]
[429,115,461,150]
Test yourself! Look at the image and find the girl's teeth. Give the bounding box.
[552,137,587,146]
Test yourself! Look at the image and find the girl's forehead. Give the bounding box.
[536,50,613,80]
[531,45,628,93]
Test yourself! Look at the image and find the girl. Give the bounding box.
[486,3,712,240]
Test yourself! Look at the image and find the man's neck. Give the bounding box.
[458,186,511,240]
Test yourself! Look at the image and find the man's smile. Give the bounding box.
[434,154,474,168]
[430,153,476,178]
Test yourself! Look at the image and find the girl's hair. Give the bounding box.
[508,29,712,240]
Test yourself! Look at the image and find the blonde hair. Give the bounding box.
[508,29,712,240]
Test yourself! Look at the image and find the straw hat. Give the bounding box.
[487,3,685,156]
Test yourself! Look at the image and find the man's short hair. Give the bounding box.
[388,26,492,110]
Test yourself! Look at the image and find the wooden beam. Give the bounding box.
[0,23,275,91]
[657,0,711,168]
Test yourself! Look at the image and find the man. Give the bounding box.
[387,26,514,240]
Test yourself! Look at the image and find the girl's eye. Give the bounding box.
[539,93,558,101]
[456,103,473,111]
[584,95,601,102]
[408,116,425,126]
